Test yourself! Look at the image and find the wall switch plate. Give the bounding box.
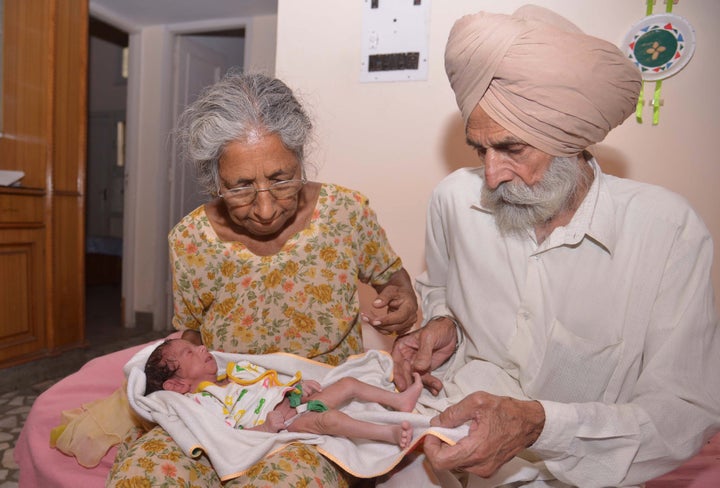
[360,0,431,83]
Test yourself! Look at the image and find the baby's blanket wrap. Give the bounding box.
[126,345,467,481]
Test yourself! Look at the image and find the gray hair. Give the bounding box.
[177,72,313,196]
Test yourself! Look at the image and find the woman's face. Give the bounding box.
[217,133,303,237]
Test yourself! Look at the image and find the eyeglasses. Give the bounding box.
[219,178,307,205]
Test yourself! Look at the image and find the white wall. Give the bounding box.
[124,26,174,327]
[275,0,720,315]
[246,14,277,75]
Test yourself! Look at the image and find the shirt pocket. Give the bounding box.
[521,319,623,403]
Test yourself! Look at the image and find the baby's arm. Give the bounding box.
[300,380,322,401]
[247,411,285,433]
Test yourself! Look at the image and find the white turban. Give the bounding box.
[445,5,641,156]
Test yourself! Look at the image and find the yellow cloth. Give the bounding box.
[444,5,641,156]
[50,383,152,467]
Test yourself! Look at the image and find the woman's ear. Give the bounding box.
[163,377,191,394]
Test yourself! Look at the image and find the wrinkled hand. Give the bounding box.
[300,380,323,400]
[362,268,418,335]
[424,392,545,478]
[391,317,457,395]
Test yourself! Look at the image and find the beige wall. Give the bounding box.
[275,0,720,316]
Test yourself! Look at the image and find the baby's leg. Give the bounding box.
[288,410,414,449]
[309,373,423,412]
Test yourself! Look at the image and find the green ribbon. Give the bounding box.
[287,384,328,412]
[638,0,673,125]
[652,80,663,125]
[305,400,328,412]
[288,385,303,407]
[636,84,645,123]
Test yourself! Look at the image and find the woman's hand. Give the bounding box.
[363,268,419,335]
[423,392,545,477]
[391,317,457,395]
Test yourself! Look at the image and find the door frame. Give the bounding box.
[88,5,256,329]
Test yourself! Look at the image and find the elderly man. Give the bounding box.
[390,5,720,487]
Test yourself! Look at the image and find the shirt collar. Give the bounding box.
[471,158,617,254]
[546,157,617,254]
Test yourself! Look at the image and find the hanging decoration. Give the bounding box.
[621,0,696,125]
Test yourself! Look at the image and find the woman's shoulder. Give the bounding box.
[169,204,214,240]
[319,182,370,206]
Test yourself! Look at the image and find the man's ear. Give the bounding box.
[163,377,191,394]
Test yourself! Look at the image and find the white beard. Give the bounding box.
[480,155,590,236]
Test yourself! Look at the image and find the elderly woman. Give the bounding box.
[107,72,418,486]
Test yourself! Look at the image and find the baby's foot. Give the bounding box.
[392,421,413,449]
[395,373,424,412]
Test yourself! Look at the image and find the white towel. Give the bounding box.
[126,345,467,481]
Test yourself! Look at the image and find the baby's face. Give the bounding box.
[165,339,218,387]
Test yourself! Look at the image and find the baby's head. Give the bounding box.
[144,339,218,395]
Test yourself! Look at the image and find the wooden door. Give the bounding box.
[168,35,229,229]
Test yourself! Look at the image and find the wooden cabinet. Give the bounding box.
[0,0,87,367]
[0,195,46,362]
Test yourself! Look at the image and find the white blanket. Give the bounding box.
[125,344,467,481]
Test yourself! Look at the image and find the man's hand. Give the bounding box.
[424,392,545,477]
[363,268,419,335]
[391,317,457,395]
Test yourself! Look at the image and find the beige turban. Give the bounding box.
[445,5,641,156]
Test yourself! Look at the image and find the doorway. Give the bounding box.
[168,29,245,229]
[162,28,245,322]
[85,17,128,341]
[84,19,247,333]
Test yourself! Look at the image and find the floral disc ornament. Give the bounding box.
[623,13,696,82]
[622,7,696,125]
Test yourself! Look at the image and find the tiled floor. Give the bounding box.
[0,379,54,487]
[0,284,167,487]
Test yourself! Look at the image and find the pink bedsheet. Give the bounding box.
[16,333,720,487]
[15,338,168,487]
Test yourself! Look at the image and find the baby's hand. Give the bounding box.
[301,380,322,400]
[262,411,285,433]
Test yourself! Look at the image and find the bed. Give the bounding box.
[15,332,720,487]
[14,325,394,486]
[14,337,170,487]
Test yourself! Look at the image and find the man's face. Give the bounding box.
[465,105,554,190]
[465,105,583,234]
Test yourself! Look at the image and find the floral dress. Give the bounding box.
[107,183,404,487]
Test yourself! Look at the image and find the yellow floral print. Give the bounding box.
[109,185,403,484]
[168,184,403,362]
[220,260,236,277]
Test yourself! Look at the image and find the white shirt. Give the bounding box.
[416,159,720,487]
